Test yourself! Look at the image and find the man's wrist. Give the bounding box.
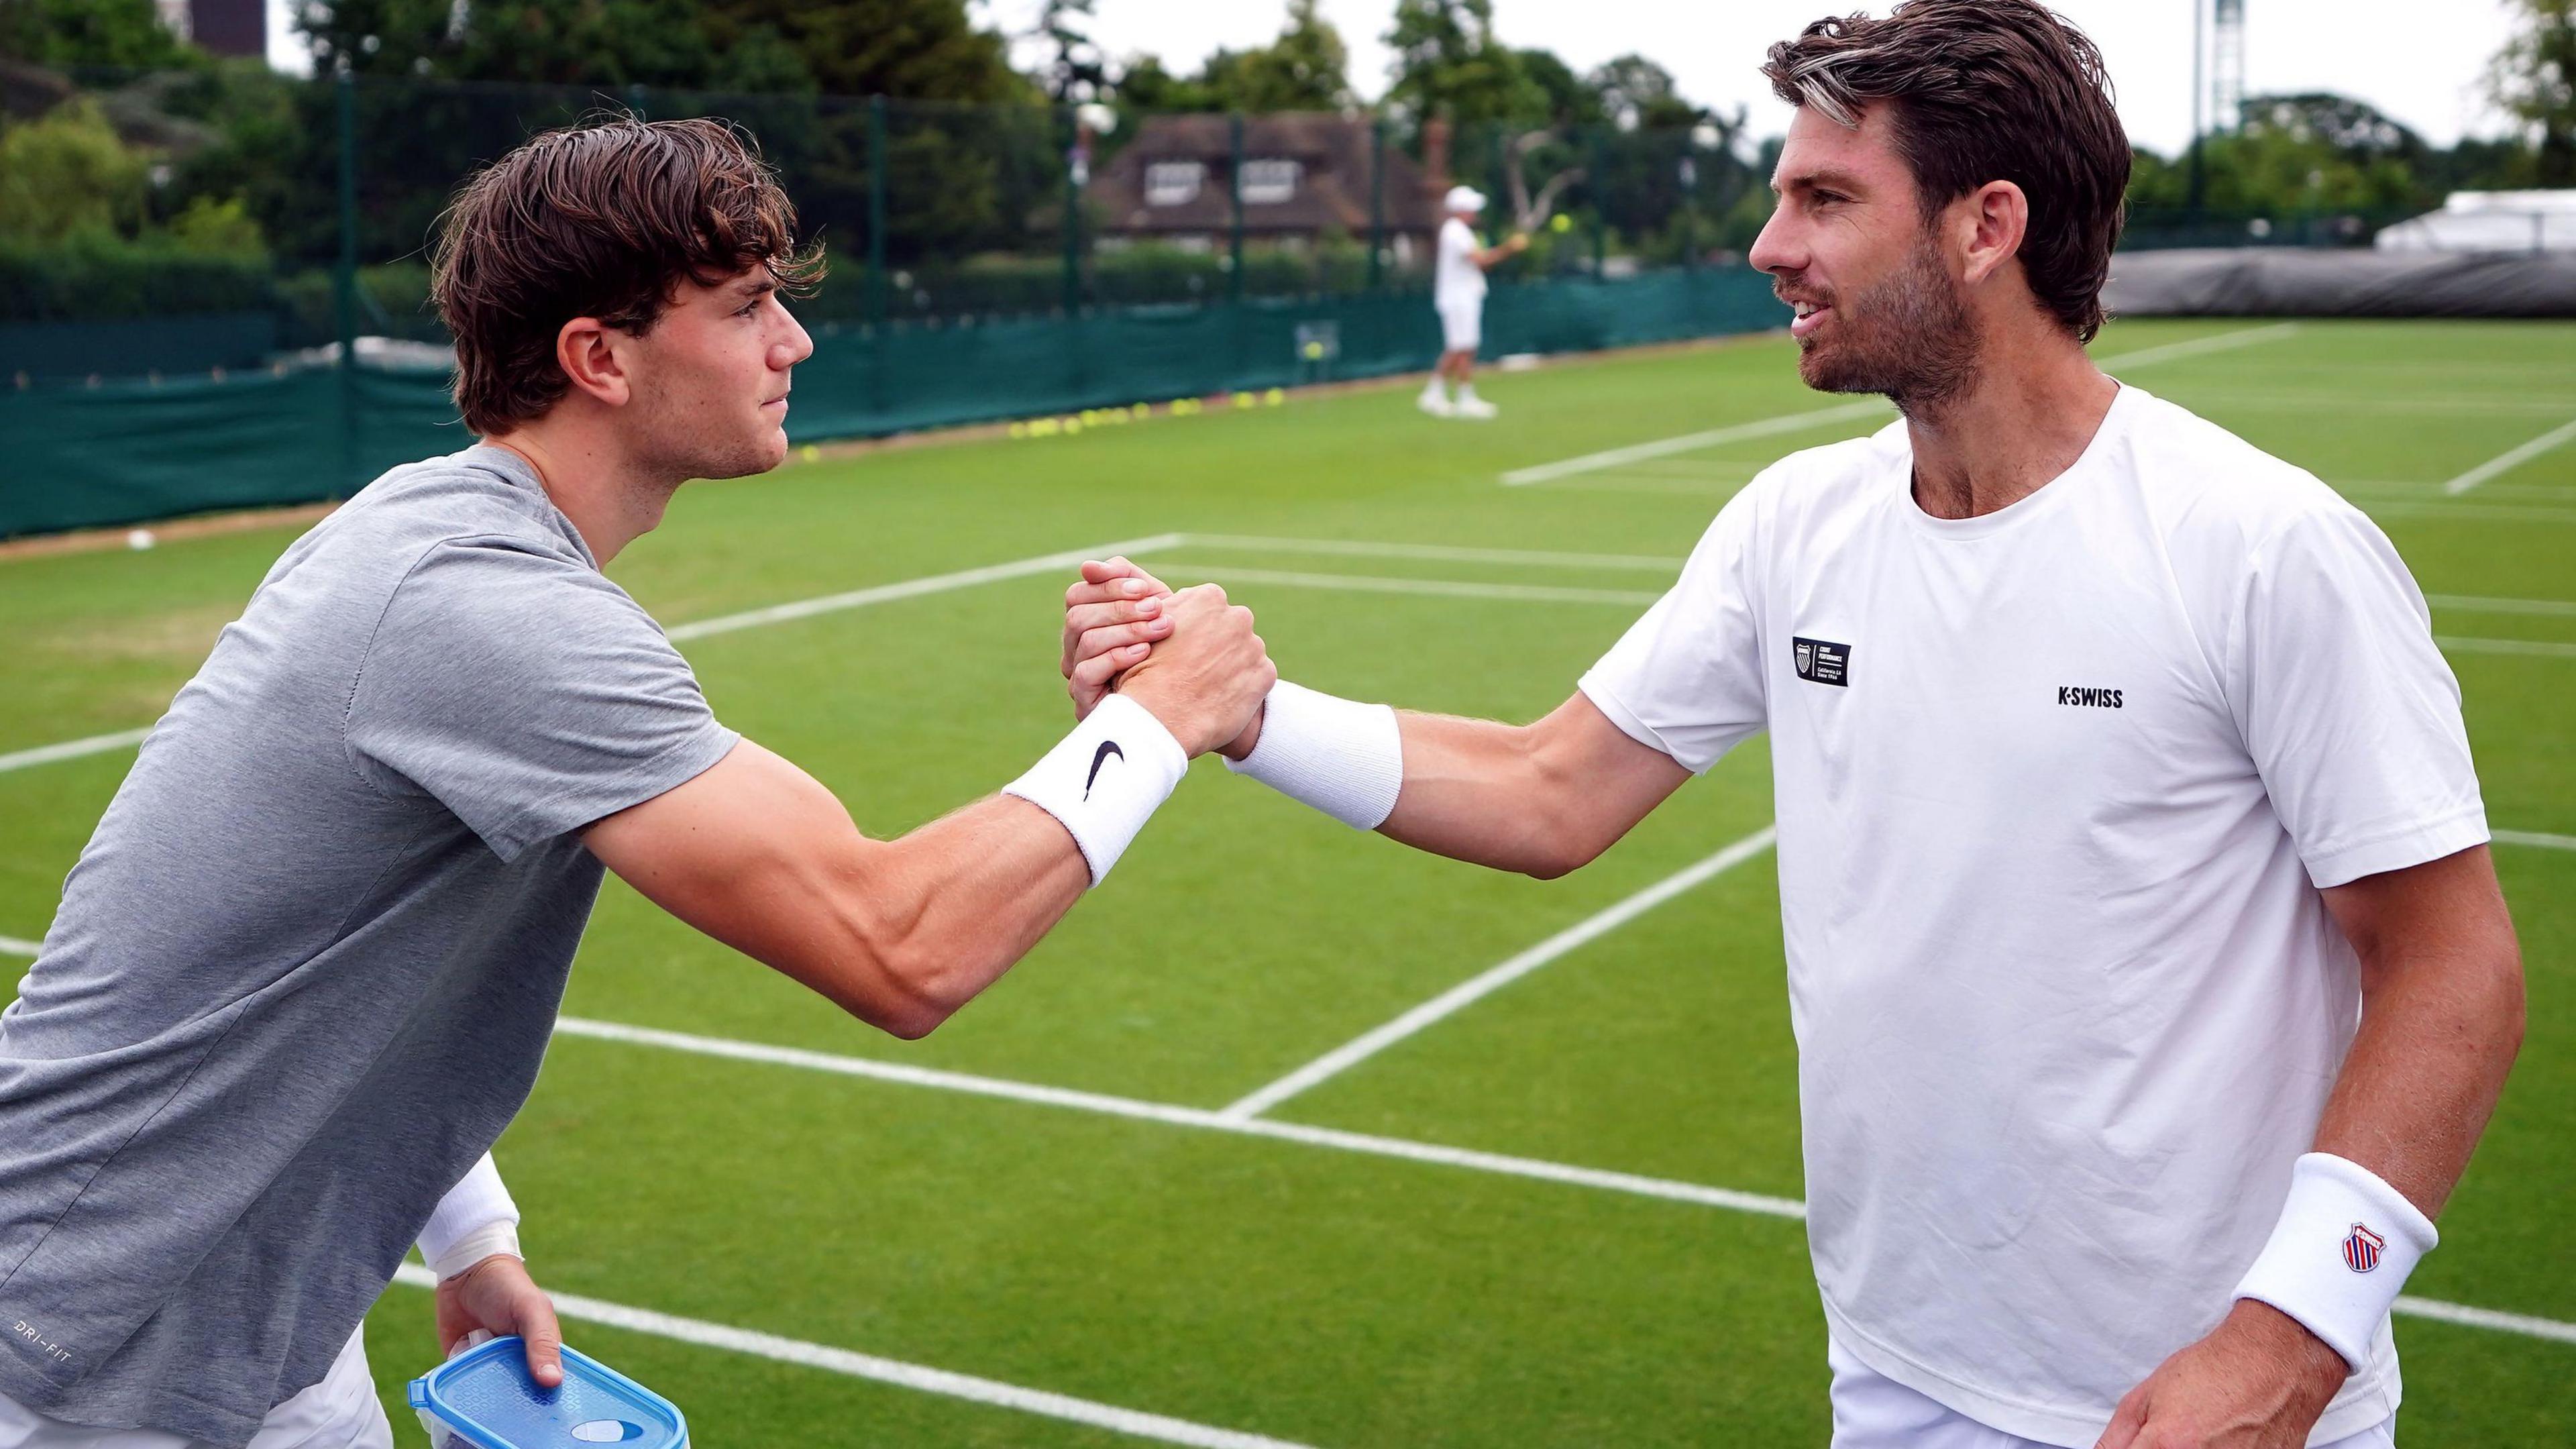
[2231,1151,2437,1373]
[1002,692,1189,885]
[1217,700,1266,761]
[1223,680,1401,829]
[430,1220,523,1282]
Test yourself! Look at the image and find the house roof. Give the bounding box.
[1090,113,1448,236]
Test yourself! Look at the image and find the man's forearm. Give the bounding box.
[1375,711,1599,877]
[2310,922,2524,1216]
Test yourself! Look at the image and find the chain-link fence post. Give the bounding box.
[334,70,360,490]
[1368,117,1387,293]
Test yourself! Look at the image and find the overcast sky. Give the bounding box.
[266,0,2524,158]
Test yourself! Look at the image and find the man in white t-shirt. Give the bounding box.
[1420,185,1527,420]
[1064,3,2525,1445]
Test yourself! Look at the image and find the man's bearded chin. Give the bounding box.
[1797,241,1980,413]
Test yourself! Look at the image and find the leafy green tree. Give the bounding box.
[1385,0,1539,129]
[2489,0,2576,184]
[1589,54,1699,131]
[0,0,201,69]
[2130,93,2430,215]
[1199,0,1351,113]
[0,98,149,242]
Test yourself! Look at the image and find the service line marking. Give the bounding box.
[0,934,39,957]
[539,1017,2576,1348]
[2443,415,2576,496]
[2426,595,2576,617]
[1217,826,1780,1121]
[386,1265,1320,1449]
[1153,565,1662,609]
[0,538,1190,777]
[2493,829,2576,851]
[2436,636,2576,660]
[1180,534,1684,572]
[1497,323,2302,488]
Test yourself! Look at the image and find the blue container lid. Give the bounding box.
[407,1336,688,1449]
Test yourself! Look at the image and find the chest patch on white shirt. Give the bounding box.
[1792,636,1851,686]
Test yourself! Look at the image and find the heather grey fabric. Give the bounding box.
[0,444,736,1444]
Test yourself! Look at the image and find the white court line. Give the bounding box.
[1180,534,1684,572]
[2444,415,2576,496]
[2090,321,2304,371]
[1498,323,2301,487]
[0,539,1189,779]
[0,935,38,957]
[2371,500,2576,525]
[1155,565,1662,608]
[386,1264,1319,1449]
[1500,400,1890,486]
[0,727,154,777]
[665,533,1184,641]
[543,1016,2576,1348]
[1217,826,1780,1121]
[2427,595,2576,617]
[2437,636,2576,659]
[2494,829,2576,851]
[2392,1296,2576,1346]
[553,1017,1807,1219]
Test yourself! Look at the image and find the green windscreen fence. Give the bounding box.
[0,67,1786,538]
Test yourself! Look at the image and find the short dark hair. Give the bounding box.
[431,116,824,437]
[1762,1,2128,341]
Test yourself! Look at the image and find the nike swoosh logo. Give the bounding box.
[1085,740,1124,798]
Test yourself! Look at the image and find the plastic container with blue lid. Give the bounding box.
[407,1336,688,1449]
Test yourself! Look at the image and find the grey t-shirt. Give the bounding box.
[0,445,737,1442]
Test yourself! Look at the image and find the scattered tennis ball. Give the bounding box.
[1008,421,1028,439]
[800,444,821,463]
[1232,392,1254,409]
[1551,213,1572,233]
[125,529,156,551]
[1064,416,1083,434]
[1302,340,1326,360]
[1132,402,1151,419]
[1265,388,1285,407]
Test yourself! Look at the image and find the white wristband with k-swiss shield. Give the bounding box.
[2231,1152,2438,1371]
[1004,692,1190,885]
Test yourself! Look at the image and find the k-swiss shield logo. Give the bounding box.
[2343,1222,2387,1273]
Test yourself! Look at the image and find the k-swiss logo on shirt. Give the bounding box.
[2343,1223,2386,1273]
[2057,685,2124,709]
[1791,637,1851,687]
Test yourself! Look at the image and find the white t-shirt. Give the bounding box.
[1579,385,2485,1446]
[1435,217,1487,310]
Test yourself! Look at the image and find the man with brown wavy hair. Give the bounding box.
[0,117,1271,1443]
[1067,4,2522,1446]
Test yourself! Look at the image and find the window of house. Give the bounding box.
[1239,158,1301,205]
[1144,161,1205,207]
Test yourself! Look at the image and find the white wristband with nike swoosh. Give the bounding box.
[2232,1152,2438,1372]
[1004,693,1189,885]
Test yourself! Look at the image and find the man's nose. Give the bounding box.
[774,311,815,368]
[1748,207,1800,276]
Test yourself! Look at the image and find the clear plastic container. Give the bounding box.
[407,1336,688,1449]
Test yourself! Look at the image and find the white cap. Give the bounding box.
[1444,185,1487,214]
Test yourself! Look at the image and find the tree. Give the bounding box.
[1201,0,1350,113]
[1026,0,1106,103]
[0,98,149,242]
[1385,0,1538,129]
[2489,0,2576,184]
[0,0,201,70]
[1589,54,1699,131]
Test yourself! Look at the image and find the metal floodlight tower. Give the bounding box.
[2211,0,2247,133]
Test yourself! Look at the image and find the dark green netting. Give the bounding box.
[0,268,1782,539]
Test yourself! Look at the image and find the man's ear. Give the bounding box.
[554,317,631,409]
[1956,180,2029,288]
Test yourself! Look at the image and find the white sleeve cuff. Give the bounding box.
[1002,692,1189,885]
[1222,680,1403,830]
[418,1152,524,1281]
[2232,1152,2437,1371]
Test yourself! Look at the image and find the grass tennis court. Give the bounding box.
[1,317,2571,1445]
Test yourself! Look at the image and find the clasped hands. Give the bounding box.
[1059,556,1269,758]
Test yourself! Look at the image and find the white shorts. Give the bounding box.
[1828,1333,2396,1449]
[0,1326,392,1449]
[1437,299,1482,354]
